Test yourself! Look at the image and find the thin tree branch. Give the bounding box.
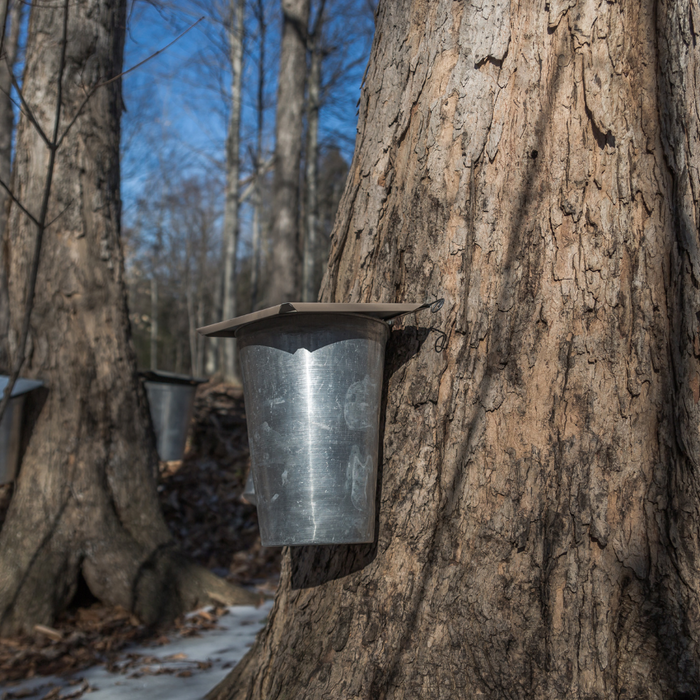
[0,176,40,227]
[56,16,204,150]
[44,198,73,229]
[6,66,51,148]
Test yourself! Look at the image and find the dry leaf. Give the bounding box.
[33,626,62,643]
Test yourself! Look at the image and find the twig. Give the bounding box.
[5,65,51,148]
[44,198,73,229]
[0,176,40,227]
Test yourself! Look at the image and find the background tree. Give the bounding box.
[265,0,310,304]
[209,0,700,697]
[0,0,24,372]
[126,170,222,375]
[0,0,254,636]
[301,0,324,302]
[220,0,245,381]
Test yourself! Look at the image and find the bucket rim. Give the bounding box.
[197,301,429,338]
[0,375,44,398]
[233,311,392,341]
[139,370,207,386]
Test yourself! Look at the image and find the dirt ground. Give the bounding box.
[0,381,281,689]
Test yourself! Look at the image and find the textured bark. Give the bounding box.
[209,0,700,697]
[221,0,245,380]
[0,0,23,372]
[265,0,310,305]
[0,0,256,636]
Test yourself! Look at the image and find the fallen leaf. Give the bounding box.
[33,626,62,643]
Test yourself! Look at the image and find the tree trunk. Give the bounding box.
[150,275,158,370]
[265,0,309,305]
[0,0,23,372]
[250,0,266,312]
[301,17,322,303]
[0,0,256,637]
[208,0,700,697]
[220,0,245,381]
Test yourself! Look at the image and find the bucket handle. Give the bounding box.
[392,297,447,353]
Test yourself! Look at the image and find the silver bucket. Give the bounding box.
[237,313,389,546]
[141,371,205,462]
[0,376,43,484]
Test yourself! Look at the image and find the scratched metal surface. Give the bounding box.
[238,314,389,546]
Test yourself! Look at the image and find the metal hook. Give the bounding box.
[429,327,447,353]
[423,298,446,352]
[430,298,444,314]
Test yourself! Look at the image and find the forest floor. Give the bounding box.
[0,381,281,699]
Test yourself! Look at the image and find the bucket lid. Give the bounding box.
[139,370,207,385]
[0,375,44,397]
[197,301,431,338]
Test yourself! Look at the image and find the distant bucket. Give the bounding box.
[0,376,43,484]
[141,371,206,462]
[198,302,429,547]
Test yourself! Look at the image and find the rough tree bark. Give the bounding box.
[209,0,700,697]
[0,0,256,636]
[265,0,310,305]
[0,0,23,372]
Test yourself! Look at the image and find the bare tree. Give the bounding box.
[301,0,324,302]
[265,0,310,304]
[249,0,269,311]
[0,0,24,372]
[0,0,254,636]
[220,0,245,380]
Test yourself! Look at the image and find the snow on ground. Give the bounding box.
[2,601,273,700]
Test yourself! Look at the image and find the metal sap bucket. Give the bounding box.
[141,371,206,461]
[237,313,389,546]
[0,376,43,484]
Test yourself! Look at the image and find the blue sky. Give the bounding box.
[120,0,376,250]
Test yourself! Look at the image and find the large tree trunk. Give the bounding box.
[220,0,245,380]
[265,0,309,305]
[209,0,700,697]
[0,0,23,372]
[0,0,255,637]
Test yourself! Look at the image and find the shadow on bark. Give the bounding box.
[16,386,48,478]
[647,2,700,693]
[289,326,431,590]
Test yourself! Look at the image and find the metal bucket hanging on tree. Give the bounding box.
[198,302,431,547]
[0,376,43,484]
[140,370,206,462]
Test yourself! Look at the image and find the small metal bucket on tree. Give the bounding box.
[140,370,206,462]
[198,301,441,546]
